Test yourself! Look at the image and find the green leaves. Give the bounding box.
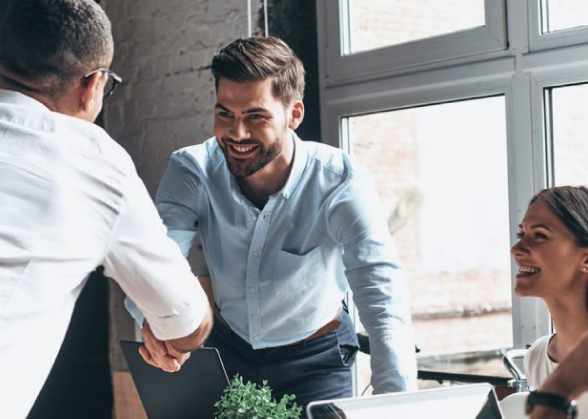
[214,375,302,419]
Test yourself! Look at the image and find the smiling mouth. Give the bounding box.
[517,265,540,276]
[225,142,260,158]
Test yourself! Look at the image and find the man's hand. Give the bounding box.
[138,307,213,372]
[139,321,190,372]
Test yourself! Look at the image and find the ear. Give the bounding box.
[580,252,588,274]
[287,100,305,130]
[79,71,103,113]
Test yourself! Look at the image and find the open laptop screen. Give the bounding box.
[120,341,230,419]
[307,383,503,419]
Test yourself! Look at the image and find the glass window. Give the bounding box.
[545,83,588,185]
[346,96,513,392]
[541,1,588,33]
[345,0,486,54]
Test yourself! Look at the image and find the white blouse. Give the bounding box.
[525,334,588,419]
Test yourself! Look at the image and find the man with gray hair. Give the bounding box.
[0,1,212,417]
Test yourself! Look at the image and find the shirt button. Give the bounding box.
[251,314,258,319]
[252,215,257,221]
[248,287,255,293]
[251,251,260,258]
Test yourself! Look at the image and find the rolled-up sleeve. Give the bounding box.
[103,167,208,341]
[327,171,418,393]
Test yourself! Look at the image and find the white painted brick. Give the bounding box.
[102,0,250,196]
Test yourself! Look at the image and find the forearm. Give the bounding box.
[167,305,213,353]
[351,268,417,393]
[198,275,215,310]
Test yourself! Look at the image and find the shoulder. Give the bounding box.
[300,139,368,185]
[169,137,224,178]
[524,334,555,389]
[54,113,137,176]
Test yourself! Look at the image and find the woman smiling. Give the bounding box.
[511,186,588,418]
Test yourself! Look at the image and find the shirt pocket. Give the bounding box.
[273,246,323,295]
[0,261,29,317]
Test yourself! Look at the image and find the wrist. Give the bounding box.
[525,390,578,419]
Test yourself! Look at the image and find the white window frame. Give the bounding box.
[319,0,507,87]
[529,0,588,51]
[316,0,588,384]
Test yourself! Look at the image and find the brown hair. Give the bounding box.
[211,37,306,105]
[530,186,588,247]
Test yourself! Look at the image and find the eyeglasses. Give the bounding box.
[84,68,122,98]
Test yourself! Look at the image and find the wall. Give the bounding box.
[100,1,255,416]
[99,1,320,416]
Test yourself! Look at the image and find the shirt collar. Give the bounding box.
[280,131,307,199]
[224,131,308,205]
[0,89,50,112]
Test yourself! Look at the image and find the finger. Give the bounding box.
[139,345,160,369]
[140,345,179,372]
[142,324,168,358]
[165,342,191,365]
[158,355,180,372]
[139,343,179,372]
[166,350,189,368]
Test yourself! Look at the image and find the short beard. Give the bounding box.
[222,138,284,178]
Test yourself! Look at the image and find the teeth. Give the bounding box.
[232,145,256,153]
[518,266,539,274]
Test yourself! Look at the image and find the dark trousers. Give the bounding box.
[205,309,359,418]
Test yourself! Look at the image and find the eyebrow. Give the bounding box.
[518,223,553,231]
[243,107,270,114]
[215,103,230,112]
[214,103,270,114]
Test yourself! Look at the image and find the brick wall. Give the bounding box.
[100,1,256,415]
[101,0,259,196]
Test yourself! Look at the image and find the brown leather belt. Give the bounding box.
[214,308,342,346]
[300,316,341,343]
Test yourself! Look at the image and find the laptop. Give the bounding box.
[120,341,230,419]
[307,383,503,419]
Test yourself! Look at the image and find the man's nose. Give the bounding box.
[229,119,250,141]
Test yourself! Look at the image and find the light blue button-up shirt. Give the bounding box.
[130,133,417,392]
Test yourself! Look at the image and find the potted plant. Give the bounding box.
[215,375,302,419]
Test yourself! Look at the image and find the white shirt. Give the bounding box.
[0,90,208,419]
[525,334,588,418]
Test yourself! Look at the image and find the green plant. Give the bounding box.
[214,375,302,419]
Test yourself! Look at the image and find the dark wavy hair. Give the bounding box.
[211,36,306,106]
[530,186,588,247]
[0,0,113,99]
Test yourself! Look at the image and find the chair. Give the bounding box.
[500,349,529,419]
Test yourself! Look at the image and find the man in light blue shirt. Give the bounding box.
[133,36,417,411]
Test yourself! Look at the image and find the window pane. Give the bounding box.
[345,0,486,54]
[541,1,588,33]
[548,83,588,185]
[346,97,512,391]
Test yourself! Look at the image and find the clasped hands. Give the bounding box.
[139,321,191,373]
